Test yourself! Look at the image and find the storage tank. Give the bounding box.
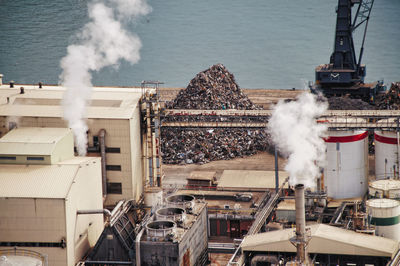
[146,220,176,241]
[366,198,400,241]
[374,130,399,180]
[369,179,400,199]
[324,129,368,199]
[166,194,195,209]
[156,207,186,223]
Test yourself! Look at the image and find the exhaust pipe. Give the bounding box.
[293,184,309,264]
[99,129,107,199]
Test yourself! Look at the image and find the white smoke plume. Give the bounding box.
[60,0,151,156]
[267,92,328,188]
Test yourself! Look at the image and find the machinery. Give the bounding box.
[310,0,385,101]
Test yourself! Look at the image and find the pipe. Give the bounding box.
[397,121,399,179]
[295,184,307,263]
[274,147,279,193]
[77,209,112,216]
[154,103,162,187]
[146,92,154,186]
[99,129,107,198]
[77,209,112,223]
[135,228,144,266]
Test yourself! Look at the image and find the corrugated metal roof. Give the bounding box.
[0,127,71,155]
[0,85,144,119]
[241,224,399,258]
[0,157,99,198]
[217,170,289,190]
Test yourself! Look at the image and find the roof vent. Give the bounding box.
[0,74,3,86]
[20,87,25,94]
[10,80,14,88]
[38,82,42,88]
[146,220,176,240]
[156,207,186,223]
[166,194,195,210]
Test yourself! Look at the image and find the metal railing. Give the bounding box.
[228,178,289,265]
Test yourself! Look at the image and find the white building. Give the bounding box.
[0,127,104,266]
[0,84,145,207]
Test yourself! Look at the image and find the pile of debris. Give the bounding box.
[375,82,400,110]
[161,64,271,164]
[161,128,271,164]
[165,64,262,110]
[327,97,375,110]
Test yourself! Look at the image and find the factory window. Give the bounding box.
[27,156,44,161]
[107,182,122,194]
[93,136,99,146]
[0,156,16,160]
[106,165,121,171]
[106,147,121,153]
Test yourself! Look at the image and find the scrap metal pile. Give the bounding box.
[375,82,400,110]
[161,128,269,164]
[161,64,271,164]
[165,64,262,110]
[327,96,375,110]
[326,82,400,110]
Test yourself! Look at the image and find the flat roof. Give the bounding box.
[241,223,399,258]
[217,170,289,191]
[0,157,100,198]
[188,171,216,181]
[0,85,145,119]
[0,127,71,155]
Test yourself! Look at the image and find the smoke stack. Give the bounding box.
[294,184,308,263]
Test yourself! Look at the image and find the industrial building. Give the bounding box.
[0,83,159,207]
[0,127,104,266]
[240,223,399,265]
[83,194,208,265]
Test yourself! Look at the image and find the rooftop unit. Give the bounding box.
[0,127,74,164]
[84,194,208,266]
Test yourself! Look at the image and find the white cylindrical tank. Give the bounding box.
[374,130,399,180]
[324,130,368,199]
[367,198,400,241]
[369,179,400,199]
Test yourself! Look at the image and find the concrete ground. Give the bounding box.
[162,151,287,189]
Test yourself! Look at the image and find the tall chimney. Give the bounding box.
[294,184,307,263]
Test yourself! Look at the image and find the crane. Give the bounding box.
[310,0,385,102]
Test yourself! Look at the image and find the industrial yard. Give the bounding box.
[1,68,400,265]
[1,0,400,265]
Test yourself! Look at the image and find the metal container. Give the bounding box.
[146,220,176,239]
[324,129,368,199]
[166,194,195,209]
[369,179,400,199]
[156,207,186,223]
[366,198,400,241]
[374,130,399,180]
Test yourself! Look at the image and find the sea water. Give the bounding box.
[0,0,399,89]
